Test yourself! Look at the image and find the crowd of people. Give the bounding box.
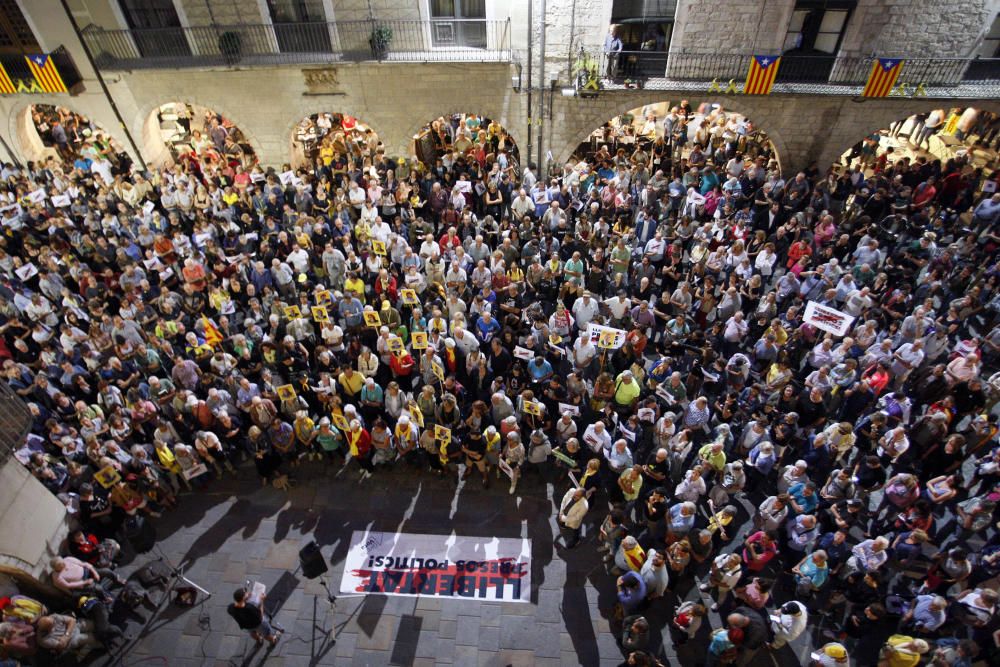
[1,102,1000,665]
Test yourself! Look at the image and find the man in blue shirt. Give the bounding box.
[475,311,500,341]
[527,355,554,385]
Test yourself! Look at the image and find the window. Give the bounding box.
[782,1,854,55]
[0,0,40,55]
[430,0,487,49]
[267,0,330,53]
[117,0,190,59]
[975,14,1000,58]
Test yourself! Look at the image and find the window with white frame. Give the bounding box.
[430,0,487,49]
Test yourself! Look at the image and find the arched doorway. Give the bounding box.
[838,106,1000,176]
[146,102,258,171]
[290,112,382,170]
[411,113,519,177]
[568,101,780,177]
[25,104,126,166]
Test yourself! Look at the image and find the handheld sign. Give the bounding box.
[431,361,445,382]
[498,457,514,480]
[311,306,329,323]
[434,424,451,443]
[315,290,332,305]
[411,331,428,349]
[409,405,424,428]
[371,239,387,256]
[387,337,404,353]
[276,384,297,402]
[513,346,534,361]
[598,330,618,349]
[363,311,382,328]
[558,402,581,416]
[522,400,542,416]
[400,289,418,305]
[94,465,121,489]
[332,413,350,431]
[284,305,302,320]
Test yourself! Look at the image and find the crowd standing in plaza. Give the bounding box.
[1,102,1000,666]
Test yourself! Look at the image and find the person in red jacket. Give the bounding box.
[439,226,462,255]
[373,269,398,304]
[346,419,374,481]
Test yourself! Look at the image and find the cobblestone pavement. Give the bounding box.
[100,459,832,667]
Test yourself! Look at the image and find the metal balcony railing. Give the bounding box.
[0,381,34,466]
[81,18,512,70]
[597,50,1000,91]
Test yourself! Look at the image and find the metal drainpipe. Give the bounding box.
[58,0,147,171]
[536,0,546,171]
[526,0,533,166]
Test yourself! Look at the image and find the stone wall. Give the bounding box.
[669,0,795,55]
[838,0,998,59]
[178,0,267,26]
[0,457,68,580]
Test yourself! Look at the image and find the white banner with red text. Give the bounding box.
[339,531,531,602]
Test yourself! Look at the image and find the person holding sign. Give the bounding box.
[346,419,374,481]
[503,431,526,495]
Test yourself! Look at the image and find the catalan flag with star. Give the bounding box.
[25,54,67,94]
[0,63,15,95]
[862,58,903,98]
[743,55,781,95]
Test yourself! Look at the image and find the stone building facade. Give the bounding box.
[0,0,997,174]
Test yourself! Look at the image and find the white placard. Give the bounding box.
[455,180,473,194]
[586,323,628,349]
[558,402,580,416]
[26,189,46,204]
[804,301,855,337]
[497,457,514,480]
[14,263,37,281]
[279,170,295,186]
[142,201,155,216]
[513,346,534,360]
[51,194,71,207]
[340,530,531,602]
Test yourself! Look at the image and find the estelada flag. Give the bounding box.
[0,64,15,95]
[201,315,223,347]
[25,54,67,94]
[743,55,781,95]
[862,58,903,98]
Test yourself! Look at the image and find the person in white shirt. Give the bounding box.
[603,292,631,325]
[582,421,612,457]
[572,333,597,373]
[286,244,310,274]
[571,292,600,330]
[770,601,808,648]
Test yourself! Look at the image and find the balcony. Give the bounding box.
[594,50,1000,98]
[81,19,512,71]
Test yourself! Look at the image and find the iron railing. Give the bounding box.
[599,50,1000,88]
[0,381,34,466]
[81,18,512,70]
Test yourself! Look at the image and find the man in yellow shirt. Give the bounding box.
[614,370,641,410]
[337,367,364,400]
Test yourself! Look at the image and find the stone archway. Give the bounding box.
[406,112,522,170]
[284,110,385,168]
[10,101,129,165]
[814,98,1000,170]
[133,97,266,170]
[550,93,790,175]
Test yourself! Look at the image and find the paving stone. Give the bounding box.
[453,644,479,667]
[334,631,359,657]
[480,603,502,627]
[356,614,399,651]
[476,625,500,651]
[455,614,481,645]
[439,618,457,639]
[498,615,539,649]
